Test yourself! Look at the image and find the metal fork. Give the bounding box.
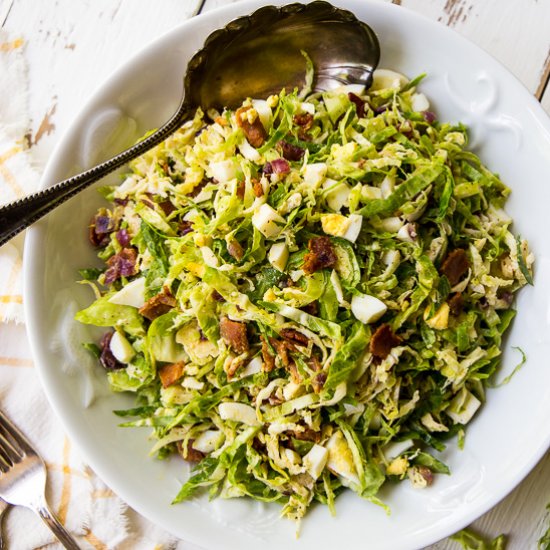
[0,498,8,550]
[0,410,80,549]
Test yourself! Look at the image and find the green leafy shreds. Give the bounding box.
[451,528,507,550]
[75,70,533,523]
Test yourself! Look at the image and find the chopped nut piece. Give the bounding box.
[260,336,275,372]
[448,292,464,316]
[227,239,244,261]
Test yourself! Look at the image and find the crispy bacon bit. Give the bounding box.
[440,249,469,286]
[303,236,337,275]
[348,92,366,118]
[293,113,314,130]
[292,427,322,443]
[104,247,138,284]
[220,318,249,354]
[227,239,244,261]
[138,287,177,321]
[236,179,245,200]
[279,140,305,161]
[252,177,264,197]
[287,361,302,384]
[99,332,124,370]
[448,292,464,316]
[280,328,309,346]
[270,337,291,368]
[89,214,116,247]
[159,361,185,388]
[236,106,267,148]
[261,336,276,372]
[370,324,401,359]
[178,440,205,463]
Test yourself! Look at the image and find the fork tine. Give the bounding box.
[0,410,34,455]
[0,430,23,466]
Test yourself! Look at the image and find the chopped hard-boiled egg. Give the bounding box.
[325,430,360,487]
[193,430,224,454]
[218,402,260,426]
[424,302,450,330]
[209,159,236,183]
[109,331,135,363]
[303,444,329,480]
[108,277,146,309]
[252,203,286,238]
[324,180,351,212]
[351,293,387,324]
[321,213,363,242]
[371,69,408,91]
[303,162,327,189]
[268,242,289,272]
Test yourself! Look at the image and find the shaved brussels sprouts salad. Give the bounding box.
[76,67,533,522]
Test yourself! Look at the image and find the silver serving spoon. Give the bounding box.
[0,1,379,247]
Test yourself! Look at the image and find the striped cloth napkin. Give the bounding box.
[0,30,195,550]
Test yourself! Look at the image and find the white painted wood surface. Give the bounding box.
[1,0,549,547]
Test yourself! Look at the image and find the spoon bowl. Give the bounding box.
[0,0,379,247]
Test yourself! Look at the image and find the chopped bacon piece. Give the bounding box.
[178,440,205,463]
[280,328,309,346]
[252,177,264,197]
[220,318,249,354]
[236,106,267,148]
[287,361,302,384]
[293,113,314,130]
[369,324,401,359]
[104,247,138,284]
[159,361,185,388]
[270,337,291,367]
[99,332,124,370]
[348,92,366,118]
[279,140,305,161]
[292,427,321,443]
[302,236,337,275]
[448,292,464,316]
[440,249,469,286]
[236,179,245,200]
[138,287,177,321]
[260,336,275,372]
[227,239,244,261]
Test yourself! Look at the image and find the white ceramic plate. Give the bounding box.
[24,1,550,549]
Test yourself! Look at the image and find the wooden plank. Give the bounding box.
[396,0,550,98]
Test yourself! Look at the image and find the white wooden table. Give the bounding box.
[1,0,549,548]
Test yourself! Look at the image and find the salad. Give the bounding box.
[76,67,533,521]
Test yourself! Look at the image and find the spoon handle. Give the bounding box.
[0,106,189,248]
